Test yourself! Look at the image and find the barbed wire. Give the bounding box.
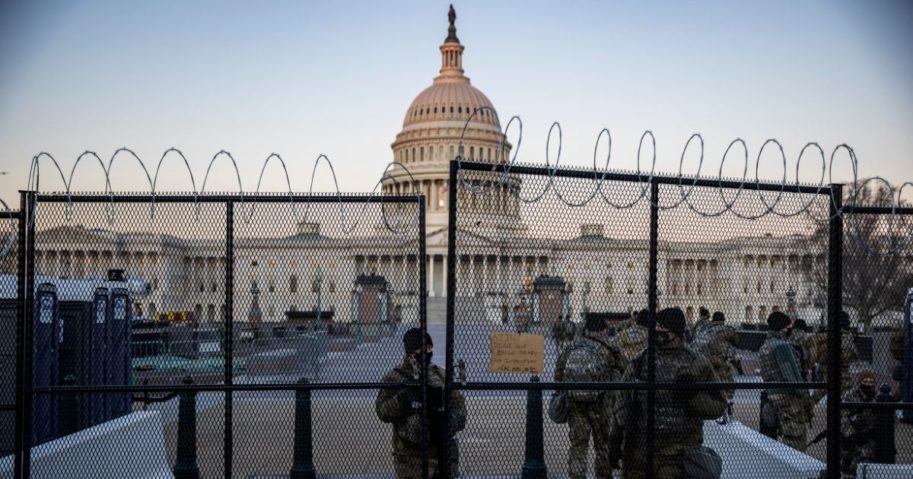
[9,107,912,256]
[8,149,426,259]
[454,108,911,255]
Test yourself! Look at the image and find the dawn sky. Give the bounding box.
[0,0,911,206]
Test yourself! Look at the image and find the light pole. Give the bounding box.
[786,285,797,321]
[353,284,363,344]
[312,260,323,333]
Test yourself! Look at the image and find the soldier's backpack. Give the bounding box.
[691,322,722,356]
[563,337,608,402]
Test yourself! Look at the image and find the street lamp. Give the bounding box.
[786,285,797,321]
[312,260,323,332]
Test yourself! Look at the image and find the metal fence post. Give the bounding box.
[826,183,844,479]
[15,191,36,479]
[173,375,200,479]
[873,385,896,464]
[290,378,317,479]
[224,200,235,479]
[521,375,546,479]
[903,288,913,423]
[646,179,660,479]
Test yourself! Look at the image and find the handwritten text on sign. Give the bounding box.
[489,332,545,374]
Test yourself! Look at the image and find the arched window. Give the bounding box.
[469,146,474,159]
[745,306,753,322]
[686,307,694,321]
[604,277,613,294]
[769,281,774,293]
[148,303,157,319]
[420,147,424,162]
[412,148,416,162]
[290,275,298,293]
[207,304,216,322]
[758,305,767,322]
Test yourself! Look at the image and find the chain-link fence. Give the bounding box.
[3,166,913,479]
[446,159,913,479]
[3,192,430,478]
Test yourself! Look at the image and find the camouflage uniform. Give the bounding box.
[616,337,727,479]
[790,328,818,381]
[376,357,467,479]
[691,321,739,400]
[760,331,811,452]
[555,332,624,479]
[551,320,577,353]
[812,331,859,403]
[840,386,876,478]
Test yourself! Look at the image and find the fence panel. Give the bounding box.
[449,159,844,478]
[11,192,426,479]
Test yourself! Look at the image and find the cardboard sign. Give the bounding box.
[489,332,545,374]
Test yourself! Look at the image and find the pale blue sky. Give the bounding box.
[1,0,911,205]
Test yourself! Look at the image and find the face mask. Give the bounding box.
[859,385,875,398]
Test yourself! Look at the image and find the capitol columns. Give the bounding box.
[442,254,448,298]
[428,254,435,297]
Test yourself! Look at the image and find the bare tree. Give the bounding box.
[802,180,913,333]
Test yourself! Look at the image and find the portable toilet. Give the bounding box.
[88,287,108,425]
[106,287,132,418]
[33,283,60,445]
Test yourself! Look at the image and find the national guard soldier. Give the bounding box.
[690,307,711,340]
[813,311,860,404]
[615,308,727,479]
[551,319,577,353]
[759,311,812,452]
[840,369,878,478]
[691,311,739,405]
[376,328,467,479]
[555,315,624,479]
[790,319,818,381]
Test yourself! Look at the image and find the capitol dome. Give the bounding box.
[385,6,522,239]
[402,79,499,129]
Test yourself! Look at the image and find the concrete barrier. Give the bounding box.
[703,420,825,479]
[0,411,173,479]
